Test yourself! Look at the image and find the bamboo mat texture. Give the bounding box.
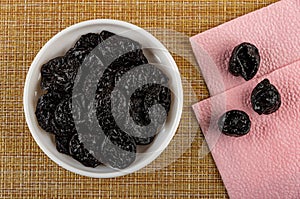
[0,0,278,198]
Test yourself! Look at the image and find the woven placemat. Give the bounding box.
[0,0,278,198]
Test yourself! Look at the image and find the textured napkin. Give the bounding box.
[190,0,300,96]
[192,61,300,199]
[191,0,300,198]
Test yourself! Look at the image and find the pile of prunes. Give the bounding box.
[36,31,172,169]
[218,42,281,137]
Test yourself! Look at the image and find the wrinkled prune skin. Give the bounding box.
[73,53,105,100]
[111,64,170,145]
[41,33,105,94]
[99,30,115,41]
[65,48,90,67]
[69,134,101,168]
[41,56,78,93]
[96,50,148,94]
[76,123,105,161]
[95,51,149,134]
[55,135,72,155]
[218,110,251,137]
[123,84,171,144]
[54,97,76,136]
[101,129,136,169]
[95,32,142,66]
[251,79,281,115]
[54,94,99,137]
[66,33,102,66]
[134,136,155,146]
[130,83,171,126]
[229,42,260,81]
[35,92,63,133]
[115,64,169,97]
[73,33,102,51]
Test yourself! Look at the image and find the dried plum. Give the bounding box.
[95,92,118,133]
[134,136,155,146]
[122,105,165,145]
[218,110,251,137]
[95,32,142,66]
[110,88,128,126]
[114,64,169,97]
[101,129,136,169]
[65,33,102,67]
[229,42,260,81]
[75,123,105,162]
[69,134,101,168]
[73,33,101,51]
[140,84,171,124]
[251,79,281,115]
[111,65,170,145]
[96,50,148,93]
[95,50,149,133]
[99,30,115,41]
[54,97,76,136]
[35,92,63,133]
[75,95,101,133]
[41,56,78,93]
[73,53,105,100]
[54,94,100,137]
[65,48,91,67]
[55,135,72,155]
[129,83,171,126]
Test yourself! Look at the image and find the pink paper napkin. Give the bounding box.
[193,61,300,199]
[190,0,300,96]
[190,0,300,198]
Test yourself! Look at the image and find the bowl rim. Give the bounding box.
[23,19,183,178]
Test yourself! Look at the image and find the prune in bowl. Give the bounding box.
[23,19,183,178]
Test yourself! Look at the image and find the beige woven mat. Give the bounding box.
[0,0,278,198]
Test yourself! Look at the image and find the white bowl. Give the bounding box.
[23,19,183,178]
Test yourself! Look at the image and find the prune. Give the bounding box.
[69,134,101,168]
[35,92,63,133]
[65,33,102,67]
[72,94,101,133]
[73,53,105,100]
[129,83,171,126]
[114,64,169,97]
[73,33,101,51]
[65,48,91,67]
[95,50,149,133]
[54,93,100,136]
[95,32,142,66]
[134,84,171,125]
[229,42,260,81]
[251,79,281,115]
[76,123,105,161]
[95,91,118,133]
[122,105,165,145]
[101,129,136,169]
[111,85,169,145]
[218,110,251,137]
[99,30,115,41]
[96,50,148,93]
[41,56,78,93]
[134,136,155,146]
[111,65,170,145]
[54,97,76,136]
[110,88,128,127]
[55,135,72,155]
[112,50,149,83]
